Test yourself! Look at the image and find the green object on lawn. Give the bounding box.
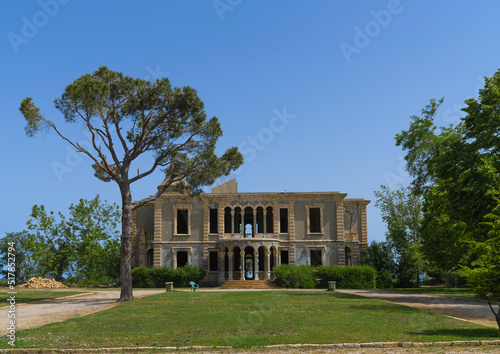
[190,281,199,292]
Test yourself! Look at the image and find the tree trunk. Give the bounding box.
[55,268,64,282]
[55,255,66,282]
[487,301,500,334]
[118,182,134,302]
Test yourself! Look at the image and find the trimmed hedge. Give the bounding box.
[132,265,206,288]
[316,265,376,289]
[274,264,316,289]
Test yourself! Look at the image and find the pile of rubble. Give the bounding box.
[21,277,68,288]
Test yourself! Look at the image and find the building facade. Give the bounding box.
[131,179,369,286]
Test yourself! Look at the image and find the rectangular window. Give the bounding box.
[309,207,321,233]
[209,209,218,234]
[224,208,231,233]
[209,251,218,271]
[266,208,273,233]
[177,209,189,234]
[279,208,288,233]
[177,251,188,268]
[310,250,322,267]
[280,250,289,265]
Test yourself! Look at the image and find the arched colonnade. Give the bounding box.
[217,240,279,282]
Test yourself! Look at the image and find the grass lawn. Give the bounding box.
[383,288,476,298]
[3,291,498,349]
[0,289,87,305]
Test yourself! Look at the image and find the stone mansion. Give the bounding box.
[131,179,369,286]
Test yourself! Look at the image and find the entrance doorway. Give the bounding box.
[244,246,254,280]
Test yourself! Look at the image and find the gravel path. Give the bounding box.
[338,289,499,328]
[0,290,164,334]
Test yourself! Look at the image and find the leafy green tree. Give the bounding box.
[19,67,243,301]
[26,195,121,283]
[67,196,121,283]
[0,231,37,283]
[374,185,423,287]
[28,205,74,281]
[395,70,500,280]
[361,240,396,288]
[463,202,500,332]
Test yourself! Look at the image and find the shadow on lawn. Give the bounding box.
[350,303,419,313]
[282,292,363,300]
[409,328,499,338]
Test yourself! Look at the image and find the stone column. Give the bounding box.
[202,200,210,272]
[253,210,257,237]
[263,210,267,237]
[218,250,226,284]
[360,202,368,245]
[336,196,346,242]
[228,252,234,280]
[218,205,224,239]
[153,200,162,267]
[264,251,270,280]
[273,201,279,237]
[138,232,146,267]
[288,201,296,264]
[240,209,245,237]
[231,210,235,235]
[240,251,246,280]
[253,251,259,280]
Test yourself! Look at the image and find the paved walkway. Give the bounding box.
[338,289,499,328]
[0,290,164,334]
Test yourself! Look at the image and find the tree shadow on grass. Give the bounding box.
[350,303,421,313]
[408,328,499,338]
[282,292,361,300]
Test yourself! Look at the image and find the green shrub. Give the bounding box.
[131,266,205,288]
[173,265,207,287]
[274,265,316,289]
[316,265,376,289]
[375,269,393,289]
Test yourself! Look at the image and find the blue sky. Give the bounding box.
[1,1,500,243]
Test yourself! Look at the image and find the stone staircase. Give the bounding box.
[220,280,280,289]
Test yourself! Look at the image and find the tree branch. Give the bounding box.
[488,300,499,317]
[110,98,130,156]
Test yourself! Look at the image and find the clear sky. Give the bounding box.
[1,1,500,243]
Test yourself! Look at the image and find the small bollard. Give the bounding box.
[165,282,173,292]
[328,281,336,291]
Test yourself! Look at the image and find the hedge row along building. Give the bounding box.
[132,179,369,286]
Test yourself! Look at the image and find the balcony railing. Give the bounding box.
[222,233,278,239]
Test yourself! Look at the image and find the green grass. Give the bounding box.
[383,288,476,298]
[0,289,87,304]
[3,291,498,349]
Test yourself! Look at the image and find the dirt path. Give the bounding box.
[338,289,499,328]
[0,289,164,334]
